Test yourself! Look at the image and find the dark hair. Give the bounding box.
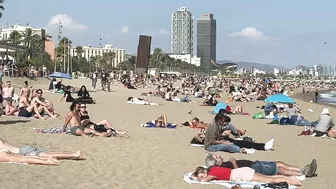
[224,115,231,123]
[127,97,133,101]
[193,117,200,122]
[218,109,227,115]
[36,89,43,94]
[24,81,28,85]
[70,100,80,111]
[214,113,225,122]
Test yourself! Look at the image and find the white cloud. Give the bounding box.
[120,26,129,33]
[230,27,269,40]
[47,14,88,31]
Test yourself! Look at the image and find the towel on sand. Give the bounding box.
[189,143,204,147]
[183,172,297,189]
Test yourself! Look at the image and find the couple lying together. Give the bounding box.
[191,113,273,154]
[4,89,58,119]
[0,137,85,166]
[191,153,317,187]
[36,100,127,137]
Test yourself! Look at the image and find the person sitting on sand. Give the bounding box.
[126,97,160,105]
[77,85,95,104]
[205,153,317,178]
[2,81,14,99]
[311,108,336,138]
[4,97,19,116]
[17,92,45,119]
[78,103,127,136]
[204,113,273,154]
[31,89,58,118]
[19,81,31,97]
[0,137,86,166]
[62,101,112,137]
[203,95,218,106]
[191,166,302,186]
[61,86,75,102]
[219,114,246,139]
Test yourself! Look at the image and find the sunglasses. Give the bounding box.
[80,106,86,108]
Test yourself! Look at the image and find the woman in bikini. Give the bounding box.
[192,166,302,186]
[78,104,127,136]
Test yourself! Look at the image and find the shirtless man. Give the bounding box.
[190,117,209,129]
[31,89,57,118]
[2,81,14,99]
[62,100,112,137]
[17,92,44,119]
[4,97,19,116]
[0,137,86,166]
[20,81,31,96]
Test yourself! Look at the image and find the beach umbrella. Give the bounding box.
[264,94,296,104]
[49,72,72,79]
[214,102,228,113]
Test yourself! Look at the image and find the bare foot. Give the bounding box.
[74,151,86,160]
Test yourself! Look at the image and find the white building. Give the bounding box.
[171,7,194,55]
[70,44,125,68]
[252,68,266,76]
[0,24,45,41]
[234,67,247,75]
[169,54,200,66]
[274,68,280,76]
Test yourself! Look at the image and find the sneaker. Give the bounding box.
[264,138,274,150]
[311,133,316,137]
[303,159,317,177]
[245,149,256,155]
[296,175,306,181]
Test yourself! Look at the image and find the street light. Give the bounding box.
[54,20,62,72]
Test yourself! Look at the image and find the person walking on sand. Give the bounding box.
[91,72,98,92]
[314,89,319,103]
[0,137,86,166]
[62,100,112,137]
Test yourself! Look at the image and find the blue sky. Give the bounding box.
[2,0,336,67]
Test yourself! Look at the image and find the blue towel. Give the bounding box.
[144,122,177,128]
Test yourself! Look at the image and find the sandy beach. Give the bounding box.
[0,77,335,189]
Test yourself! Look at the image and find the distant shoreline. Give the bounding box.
[292,88,336,108]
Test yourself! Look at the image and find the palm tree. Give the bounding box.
[8,31,22,45]
[75,46,83,71]
[57,37,72,72]
[0,0,5,18]
[101,51,116,69]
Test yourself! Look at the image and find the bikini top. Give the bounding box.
[79,112,90,121]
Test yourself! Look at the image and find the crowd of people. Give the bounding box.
[0,72,334,189]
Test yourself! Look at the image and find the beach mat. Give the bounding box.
[189,143,204,147]
[183,172,297,189]
[141,123,177,128]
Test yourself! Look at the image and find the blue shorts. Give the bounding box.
[252,161,278,175]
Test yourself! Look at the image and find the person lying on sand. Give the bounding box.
[126,97,161,105]
[78,103,127,136]
[0,137,86,166]
[204,113,273,154]
[191,166,302,186]
[141,114,169,128]
[203,95,218,106]
[181,117,209,129]
[205,153,317,178]
[62,101,112,137]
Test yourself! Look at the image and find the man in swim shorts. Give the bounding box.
[205,153,317,178]
[62,100,111,137]
[0,137,86,165]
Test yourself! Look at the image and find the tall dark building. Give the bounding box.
[197,14,216,69]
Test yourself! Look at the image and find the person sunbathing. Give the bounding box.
[126,97,160,105]
[31,89,58,118]
[62,101,112,137]
[192,166,302,186]
[78,104,127,136]
[189,117,209,129]
[203,95,218,106]
[17,92,44,119]
[0,137,86,166]
[205,153,317,177]
[4,97,19,116]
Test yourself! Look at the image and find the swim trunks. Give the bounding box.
[18,109,32,117]
[70,126,85,136]
[19,146,42,156]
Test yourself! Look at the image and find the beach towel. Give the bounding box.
[141,122,177,128]
[183,172,297,189]
[34,127,70,134]
[189,143,204,147]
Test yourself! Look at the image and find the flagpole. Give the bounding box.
[63,39,66,72]
[67,40,70,74]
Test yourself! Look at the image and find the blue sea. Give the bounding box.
[319,91,336,105]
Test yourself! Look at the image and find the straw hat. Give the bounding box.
[321,108,329,115]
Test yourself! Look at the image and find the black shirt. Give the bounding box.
[220,160,254,169]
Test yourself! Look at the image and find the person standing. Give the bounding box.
[314,89,319,103]
[91,72,97,92]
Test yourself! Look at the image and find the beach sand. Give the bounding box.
[0,77,335,189]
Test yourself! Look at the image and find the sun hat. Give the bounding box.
[321,108,329,115]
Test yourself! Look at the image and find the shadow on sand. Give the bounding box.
[0,120,31,125]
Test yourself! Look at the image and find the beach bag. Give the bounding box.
[253,112,265,119]
[279,117,290,125]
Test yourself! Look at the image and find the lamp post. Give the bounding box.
[54,21,62,72]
